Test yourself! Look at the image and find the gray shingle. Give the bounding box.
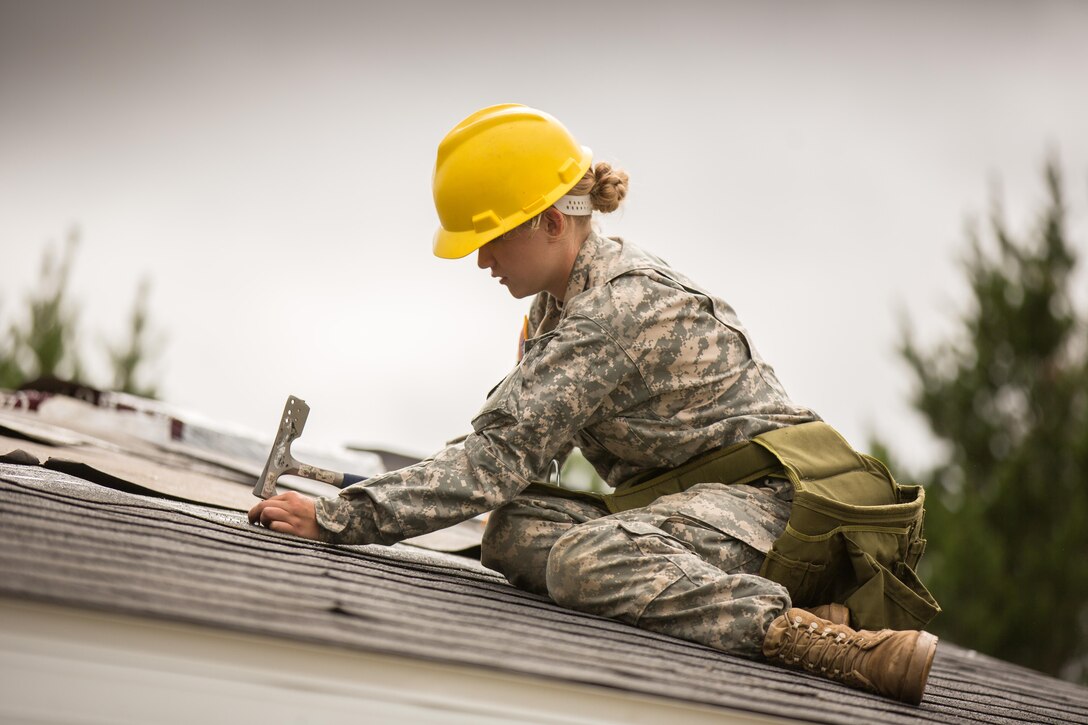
[2,462,1086,723]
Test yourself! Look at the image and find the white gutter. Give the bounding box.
[0,596,794,725]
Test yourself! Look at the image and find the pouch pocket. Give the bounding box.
[905,536,927,570]
[842,538,941,631]
[760,548,829,606]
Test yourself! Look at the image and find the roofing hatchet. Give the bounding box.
[253,395,365,498]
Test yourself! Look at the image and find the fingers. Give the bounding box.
[268,520,296,535]
[248,491,320,540]
[258,503,293,528]
[249,491,301,521]
[248,494,289,524]
[257,502,305,536]
[248,498,268,524]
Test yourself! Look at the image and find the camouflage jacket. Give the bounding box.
[315,233,818,544]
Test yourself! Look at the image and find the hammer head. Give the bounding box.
[253,395,309,499]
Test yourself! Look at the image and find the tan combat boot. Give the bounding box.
[763,607,938,705]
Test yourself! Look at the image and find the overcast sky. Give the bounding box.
[2,1,1086,471]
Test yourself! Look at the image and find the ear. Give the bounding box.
[542,207,566,238]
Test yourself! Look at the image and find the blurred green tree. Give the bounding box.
[2,228,85,387]
[895,160,1088,682]
[0,315,19,389]
[1,227,163,399]
[106,277,162,398]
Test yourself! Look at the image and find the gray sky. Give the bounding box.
[2,1,1087,469]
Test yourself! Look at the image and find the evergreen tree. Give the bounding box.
[106,277,161,398]
[3,228,85,385]
[898,161,1088,682]
[0,304,21,390]
[1,228,163,399]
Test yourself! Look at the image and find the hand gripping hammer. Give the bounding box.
[252,395,365,499]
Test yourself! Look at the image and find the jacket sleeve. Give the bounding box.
[314,313,640,545]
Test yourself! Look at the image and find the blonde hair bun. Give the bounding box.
[568,162,629,214]
[589,162,628,213]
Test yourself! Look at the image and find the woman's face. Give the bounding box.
[476,224,559,300]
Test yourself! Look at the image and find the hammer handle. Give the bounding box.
[296,462,348,486]
[254,462,367,499]
[295,463,365,487]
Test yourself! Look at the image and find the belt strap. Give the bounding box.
[524,435,784,514]
[602,437,781,513]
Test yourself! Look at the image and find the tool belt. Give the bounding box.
[525,421,940,631]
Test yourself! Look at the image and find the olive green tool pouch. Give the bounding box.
[753,423,940,631]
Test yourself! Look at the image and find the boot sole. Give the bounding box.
[902,631,939,705]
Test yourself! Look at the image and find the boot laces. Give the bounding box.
[781,615,866,677]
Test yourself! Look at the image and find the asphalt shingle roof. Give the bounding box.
[3,460,1087,724]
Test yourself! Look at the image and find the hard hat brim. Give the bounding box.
[433,226,491,260]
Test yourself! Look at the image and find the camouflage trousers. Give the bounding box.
[481,479,794,656]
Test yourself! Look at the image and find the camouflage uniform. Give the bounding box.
[316,232,819,656]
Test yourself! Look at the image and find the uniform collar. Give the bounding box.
[528,232,623,337]
[561,231,619,304]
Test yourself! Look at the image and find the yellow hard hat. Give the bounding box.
[432,104,593,259]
